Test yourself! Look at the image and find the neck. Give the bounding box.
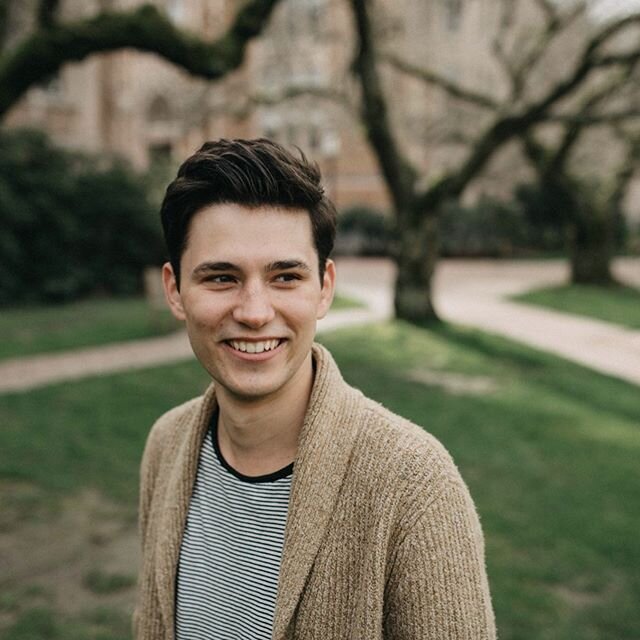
[216,352,315,477]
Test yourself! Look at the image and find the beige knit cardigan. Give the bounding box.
[134,344,496,639]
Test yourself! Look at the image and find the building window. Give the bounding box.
[444,0,464,31]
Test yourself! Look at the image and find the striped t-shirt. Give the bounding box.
[175,415,293,640]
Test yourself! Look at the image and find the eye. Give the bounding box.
[274,272,301,284]
[205,274,237,285]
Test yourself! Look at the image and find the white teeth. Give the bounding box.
[229,339,281,353]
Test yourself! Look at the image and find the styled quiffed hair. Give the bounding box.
[160,138,337,285]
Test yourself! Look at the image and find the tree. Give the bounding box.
[520,69,640,284]
[0,0,282,121]
[348,0,640,322]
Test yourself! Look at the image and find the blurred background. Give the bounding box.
[1,0,639,638]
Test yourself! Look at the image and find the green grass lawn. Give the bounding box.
[1,321,639,638]
[514,283,640,329]
[330,292,366,310]
[0,297,181,361]
[0,294,362,362]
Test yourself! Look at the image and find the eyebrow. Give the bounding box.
[265,260,312,273]
[192,262,239,278]
[191,259,312,279]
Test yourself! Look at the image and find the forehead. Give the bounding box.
[183,203,316,263]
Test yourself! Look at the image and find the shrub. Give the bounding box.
[335,205,394,256]
[440,196,530,257]
[0,129,164,305]
[514,182,569,252]
[515,181,628,254]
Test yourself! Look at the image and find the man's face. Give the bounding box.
[162,203,335,403]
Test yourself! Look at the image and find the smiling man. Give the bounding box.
[135,139,495,640]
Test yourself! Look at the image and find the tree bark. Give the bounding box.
[0,0,281,120]
[568,203,614,284]
[394,213,440,323]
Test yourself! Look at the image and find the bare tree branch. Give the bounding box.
[37,0,60,28]
[549,108,640,125]
[510,1,585,100]
[0,0,282,119]
[610,126,640,208]
[0,0,11,52]
[515,13,640,125]
[522,66,639,188]
[382,52,500,110]
[532,0,559,24]
[526,65,638,177]
[596,50,640,67]
[584,11,640,59]
[399,6,640,218]
[219,84,354,120]
[492,0,518,87]
[350,0,417,213]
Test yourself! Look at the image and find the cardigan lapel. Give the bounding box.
[154,385,217,638]
[150,344,364,639]
[272,344,366,640]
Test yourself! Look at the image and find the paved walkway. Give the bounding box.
[336,257,640,386]
[0,257,638,393]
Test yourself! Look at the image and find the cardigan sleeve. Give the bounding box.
[133,416,167,639]
[383,464,496,639]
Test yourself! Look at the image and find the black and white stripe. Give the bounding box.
[175,416,293,640]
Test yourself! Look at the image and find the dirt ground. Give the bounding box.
[0,482,138,636]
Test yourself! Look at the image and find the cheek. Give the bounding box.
[279,296,322,326]
[184,297,227,329]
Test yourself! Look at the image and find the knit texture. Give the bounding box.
[134,344,496,639]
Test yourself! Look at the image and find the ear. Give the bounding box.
[317,259,336,320]
[162,262,186,321]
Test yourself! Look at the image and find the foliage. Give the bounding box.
[0,129,165,305]
[335,205,394,256]
[335,191,626,259]
[515,179,628,255]
[513,182,567,252]
[440,196,530,257]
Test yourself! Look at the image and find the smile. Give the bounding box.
[226,339,283,354]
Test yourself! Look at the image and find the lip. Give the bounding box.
[221,338,287,362]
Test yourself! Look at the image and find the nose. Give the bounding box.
[232,282,276,328]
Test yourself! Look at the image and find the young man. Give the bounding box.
[135,139,495,639]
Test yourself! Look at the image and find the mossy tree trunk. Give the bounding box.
[394,213,440,323]
[568,202,615,284]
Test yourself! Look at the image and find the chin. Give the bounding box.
[211,372,286,401]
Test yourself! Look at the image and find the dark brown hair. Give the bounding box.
[160,138,337,285]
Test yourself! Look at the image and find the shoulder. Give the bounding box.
[141,394,206,470]
[360,395,457,474]
[349,393,468,508]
